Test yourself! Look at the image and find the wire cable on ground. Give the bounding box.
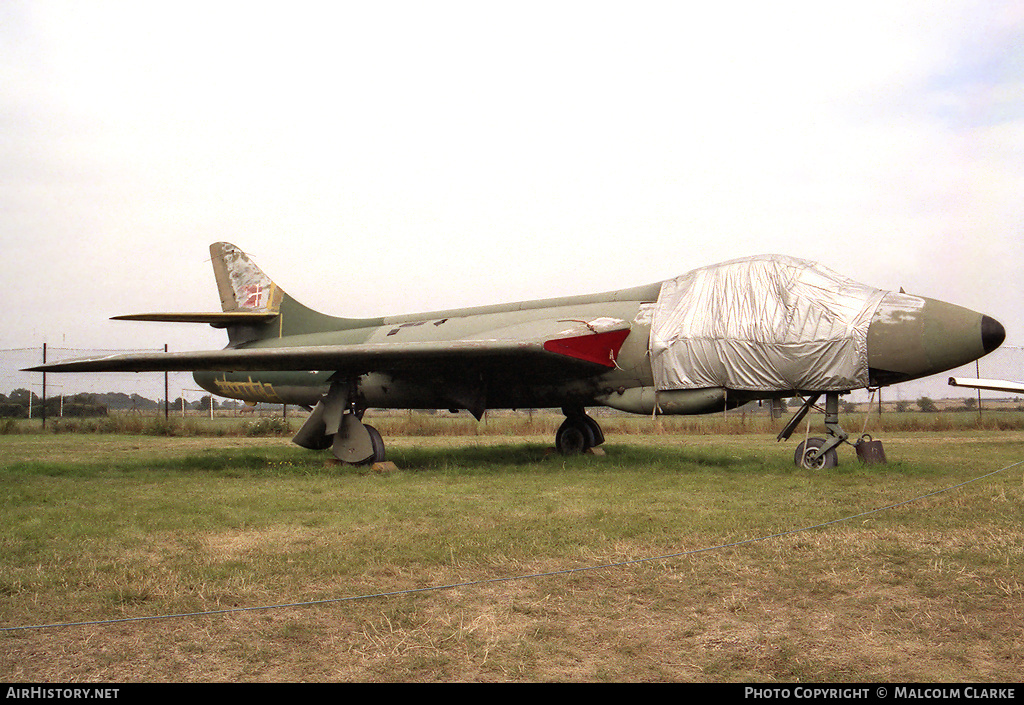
[4,458,1023,633]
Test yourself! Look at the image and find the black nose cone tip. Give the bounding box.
[982,316,1006,354]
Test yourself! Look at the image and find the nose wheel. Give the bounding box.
[793,437,839,469]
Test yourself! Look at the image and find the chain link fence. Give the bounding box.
[3,344,1023,420]
[0,346,286,419]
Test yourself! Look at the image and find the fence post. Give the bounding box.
[164,344,169,420]
[41,343,46,429]
[976,360,983,421]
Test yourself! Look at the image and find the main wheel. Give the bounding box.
[580,414,604,446]
[356,424,386,465]
[555,417,597,455]
[794,437,838,469]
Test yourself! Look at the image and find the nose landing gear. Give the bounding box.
[794,436,839,469]
[779,392,885,468]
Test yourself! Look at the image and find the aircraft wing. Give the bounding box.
[948,377,1024,394]
[24,318,632,379]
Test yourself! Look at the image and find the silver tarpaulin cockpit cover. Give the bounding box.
[650,255,887,392]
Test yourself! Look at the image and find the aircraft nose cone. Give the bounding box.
[982,315,1005,354]
[867,294,1003,386]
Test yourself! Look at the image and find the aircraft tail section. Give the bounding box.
[210,242,284,316]
[208,242,361,343]
[113,243,362,344]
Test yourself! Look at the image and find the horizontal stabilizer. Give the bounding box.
[113,312,280,324]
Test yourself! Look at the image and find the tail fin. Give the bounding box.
[210,242,284,315]
[114,243,360,343]
[209,242,360,343]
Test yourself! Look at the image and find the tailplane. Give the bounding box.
[114,242,360,344]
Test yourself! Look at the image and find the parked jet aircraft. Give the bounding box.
[28,243,1005,468]
[949,377,1024,394]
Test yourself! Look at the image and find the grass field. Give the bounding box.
[1,416,1022,682]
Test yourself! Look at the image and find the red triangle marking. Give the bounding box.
[543,329,631,367]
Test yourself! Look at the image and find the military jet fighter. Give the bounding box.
[28,243,1005,468]
[949,377,1024,394]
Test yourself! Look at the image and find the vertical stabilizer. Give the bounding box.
[211,242,284,314]
[208,242,362,343]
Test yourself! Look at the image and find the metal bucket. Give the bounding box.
[855,434,887,464]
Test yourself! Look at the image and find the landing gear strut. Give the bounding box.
[293,379,387,465]
[555,406,604,455]
[778,392,849,469]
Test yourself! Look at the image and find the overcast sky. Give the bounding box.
[2,1,1023,393]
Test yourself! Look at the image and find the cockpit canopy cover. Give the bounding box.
[650,255,887,393]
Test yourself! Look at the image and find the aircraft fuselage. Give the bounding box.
[194,287,660,413]
[193,282,1003,418]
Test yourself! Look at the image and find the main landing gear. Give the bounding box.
[555,406,605,455]
[292,380,386,465]
[778,392,884,468]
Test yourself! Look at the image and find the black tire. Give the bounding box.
[580,414,604,446]
[356,424,386,465]
[556,418,596,455]
[794,437,838,469]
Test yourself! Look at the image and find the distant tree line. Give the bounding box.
[0,390,109,418]
[0,390,245,418]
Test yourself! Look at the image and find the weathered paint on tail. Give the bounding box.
[210,243,284,315]
[208,242,370,344]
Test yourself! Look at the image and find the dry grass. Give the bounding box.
[8,406,1024,439]
[4,537,1020,682]
[1,427,1022,682]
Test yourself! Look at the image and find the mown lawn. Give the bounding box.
[1,429,1022,682]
